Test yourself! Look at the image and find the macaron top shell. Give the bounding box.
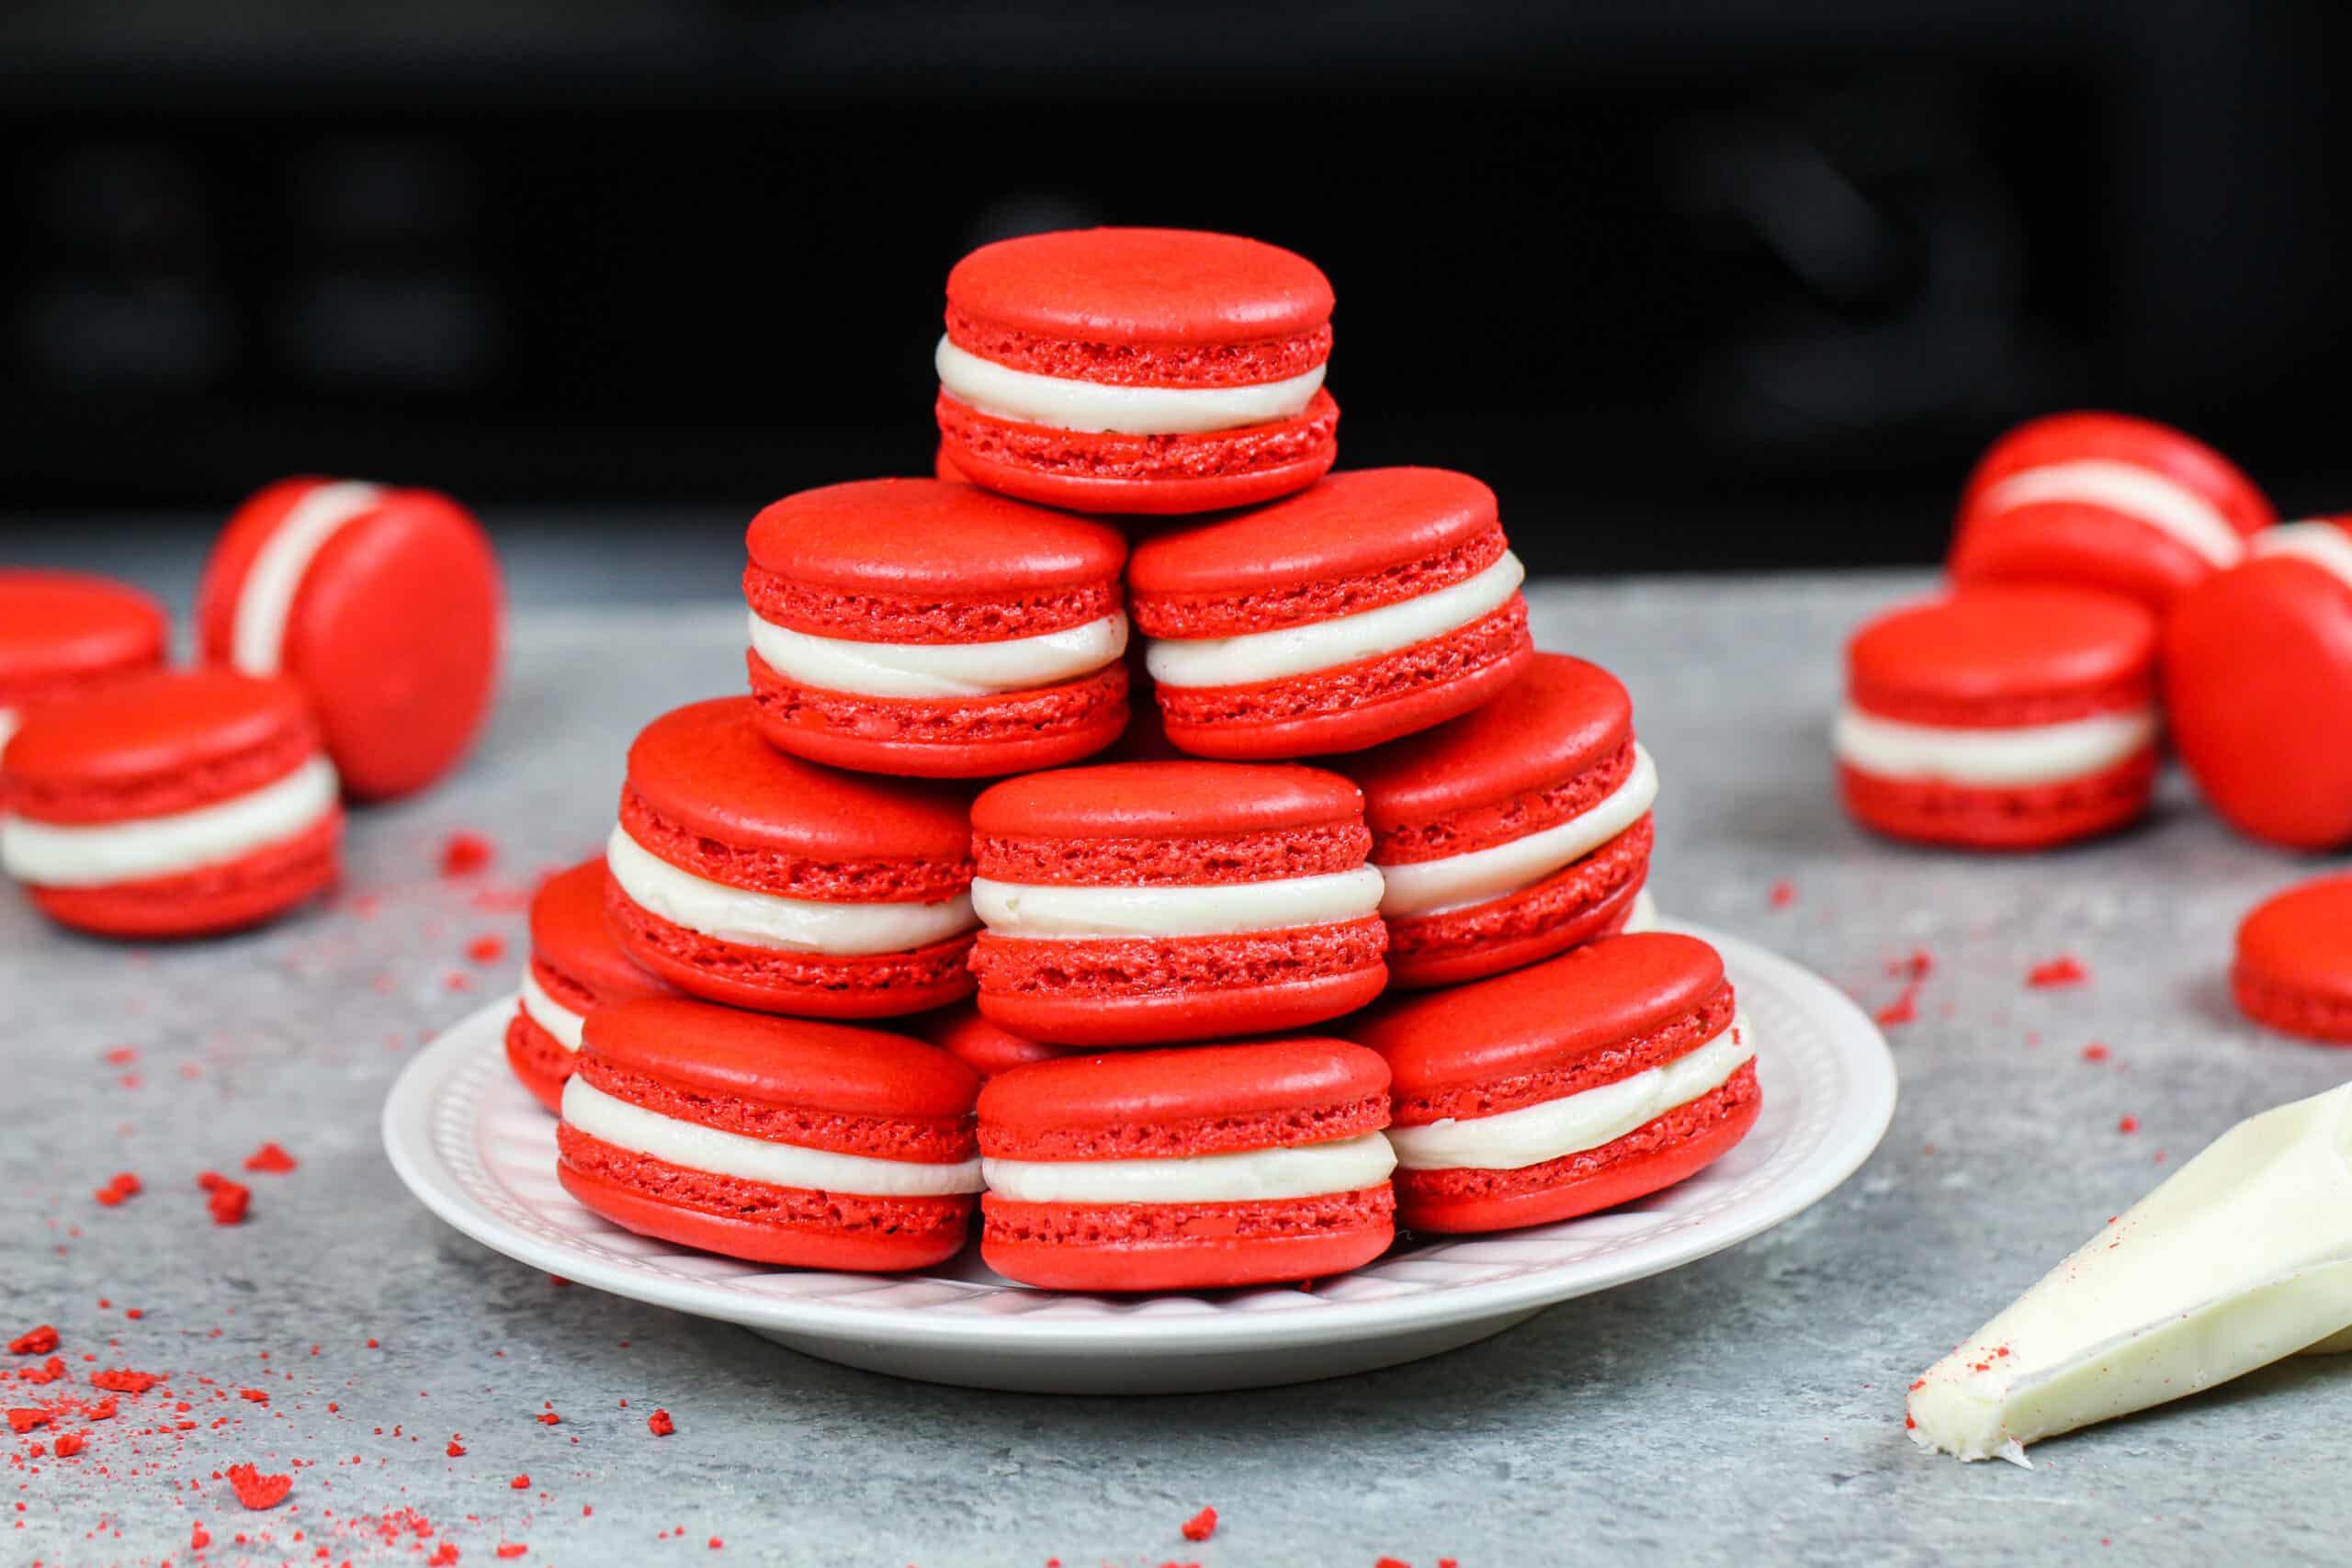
[972,760,1364,845]
[1347,653,1633,833]
[1349,932,1726,1093]
[1128,468,1500,624]
[2,669,316,822]
[2237,876,2352,1005]
[624,698,975,873]
[582,998,980,1122]
[528,860,677,1001]
[0,571,168,703]
[947,228,1333,351]
[1847,587,2157,727]
[1961,411,2273,538]
[745,479,1127,604]
[977,1036,1389,1160]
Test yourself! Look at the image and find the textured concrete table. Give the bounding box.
[6,547,2348,1568]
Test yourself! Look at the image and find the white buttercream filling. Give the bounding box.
[1379,743,1658,919]
[517,969,586,1053]
[2252,522,2352,595]
[561,1077,984,1196]
[982,1131,1396,1205]
[746,608,1127,700]
[935,335,1324,436]
[1976,459,2245,570]
[1385,1014,1753,1172]
[2,755,339,888]
[1832,705,2156,788]
[1621,887,1660,934]
[1146,551,1526,691]
[604,825,975,956]
[231,479,386,674]
[971,863,1385,942]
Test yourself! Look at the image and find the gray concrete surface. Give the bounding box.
[5,552,2348,1567]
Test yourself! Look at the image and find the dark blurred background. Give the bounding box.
[6,0,2350,577]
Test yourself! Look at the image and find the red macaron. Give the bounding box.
[1948,411,2273,613]
[910,1000,1076,1079]
[0,571,168,751]
[602,698,979,1018]
[934,227,1339,515]
[968,761,1389,1045]
[1129,468,1535,759]
[1,669,342,937]
[1344,653,1655,987]
[1836,586,2161,850]
[977,1037,1396,1292]
[197,476,502,800]
[1349,932,1759,1234]
[2232,875,2352,1045]
[558,998,982,1270]
[742,479,1131,777]
[505,857,683,1113]
[2165,518,2352,850]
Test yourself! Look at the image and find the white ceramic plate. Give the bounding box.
[382,922,1895,1393]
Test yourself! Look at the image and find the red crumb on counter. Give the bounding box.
[2026,955,2088,987]
[1768,879,1796,908]
[225,1461,292,1509]
[2118,1116,2141,1134]
[2082,1043,2111,1062]
[1874,986,1919,1028]
[1181,1506,1219,1542]
[647,1408,674,1437]
[510,1473,529,1489]
[8,1327,59,1356]
[243,1142,299,1173]
[442,832,496,877]
[208,1179,253,1225]
[466,933,507,964]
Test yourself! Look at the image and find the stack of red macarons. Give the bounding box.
[546,225,1764,1292]
[1,481,503,939]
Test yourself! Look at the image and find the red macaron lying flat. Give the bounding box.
[0,669,342,937]
[968,761,1389,1045]
[0,571,168,753]
[1836,586,2161,850]
[910,1000,1077,1079]
[2165,518,2352,850]
[505,857,683,1113]
[1345,652,1656,987]
[558,998,983,1270]
[602,698,979,1018]
[1348,932,1758,1233]
[2233,875,2352,1045]
[1129,468,1535,759]
[934,228,1339,515]
[198,476,502,800]
[977,1037,1396,1291]
[1948,411,2272,613]
[743,479,1131,777]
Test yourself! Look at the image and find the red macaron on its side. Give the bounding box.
[967,761,1390,1045]
[0,571,169,754]
[1835,586,2161,850]
[977,1037,1396,1292]
[197,475,502,800]
[1345,652,1656,987]
[1129,468,1535,759]
[1349,932,1759,1234]
[558,998,983,1270]
[934,227,1339,515]
[505,857,683,1113]
[601,697,980,1019]
[2232,874,2352,1045]
[742,479,1132,777]
[2165,518,2352,851]
[0,669,343,938]
[1948,411,2273,613]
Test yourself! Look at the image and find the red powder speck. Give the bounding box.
[93,1187,125,1208]
[103,1046,138,1066]
[509,1473,529,1489]
[2119,1116,2141,1134]
[2026,955,2087,988]
[192,1522,210,1550]
[496,1548,526,1562]
[1376,1559,1412,1568]
[466,934,507,965]
[2082,1043,2111,1063]
[225,1461,293,1510]
[243,1143,299,1174]
[366,1339,379,1349]
[1769,879,1796,908]
[7,1327,58,1357]
[441,832,496,877]
[445,972,474,993]
[108,1171,142,1196]
[537,1412,559,1426]
[1181,1506,1218,1542]
[647,1409,674,1437]
[208,1180,253,1225]
[1887,948,1934,980]
[1874,983,1919,1028]
[708,1540,723,1551]
[427,1544,458,1567]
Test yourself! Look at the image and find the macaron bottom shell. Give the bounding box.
[980,1188,1396,1292]
[24,809,343,940]
[1384,822,1652,989]
[1836,750,2157,852]
[1394,1063,1761,1234]
[2230,968,2352,1046]
[745,651,1129,778]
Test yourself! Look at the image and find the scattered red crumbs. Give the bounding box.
[7,1326,57,1356]
[510,1473,529,1489]
[441,831,496,877]
[243,1142,299,1174]
[225,1461,293,1510]
[20,1357,65,1384]
[51,1432,83,1457]
[1769,879,1796,908]
[1874,985,1919,1028]
[497,1547,527,1561]
[2119,1116,2141,1134]
[428,1543,459,1566]
[6,1408,48,1434]
[1888,949,1934,980]
[647,1408,674,1437]
[191,1522,210,1551]
[2026,955,2087,988]
[2082,1043,2111,1063]
[1181,1506,1218,1542]
[209,1179,254,1225]
[89,1368,160,1394]
[467,933,507,964]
